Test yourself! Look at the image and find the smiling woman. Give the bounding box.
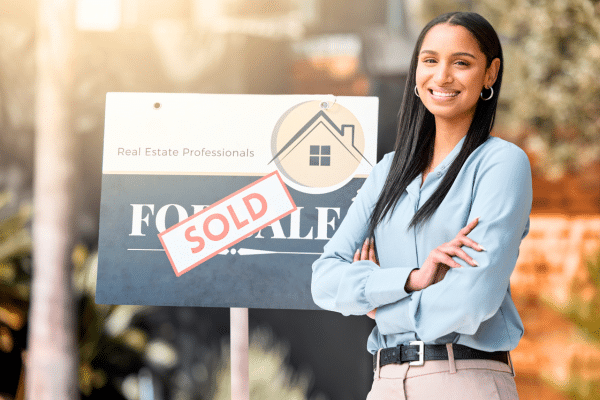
[312,12,531,400]
[415,24,500,136]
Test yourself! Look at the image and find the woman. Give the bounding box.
[311,12,531,400]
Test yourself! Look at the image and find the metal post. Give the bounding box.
[230,307,249,400]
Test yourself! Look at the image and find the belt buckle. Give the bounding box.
[409,341,424,366]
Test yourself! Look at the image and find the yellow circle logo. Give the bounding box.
[269,101,369,192]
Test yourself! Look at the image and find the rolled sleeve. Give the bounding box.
[375,295,414,335]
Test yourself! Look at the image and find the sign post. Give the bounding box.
[231,308,249,400]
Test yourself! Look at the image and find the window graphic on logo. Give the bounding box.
[269,100,372,193]
[309,145,330,166]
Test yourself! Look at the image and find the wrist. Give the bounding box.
[367,308,377,319]
[404,269,420,293]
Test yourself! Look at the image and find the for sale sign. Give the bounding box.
[97,93,378,309]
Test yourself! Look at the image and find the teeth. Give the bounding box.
[432,90,459,97]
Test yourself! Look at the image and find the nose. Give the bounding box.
[433,62,453,85]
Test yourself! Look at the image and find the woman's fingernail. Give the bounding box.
[473,260,479,266]
[479,245,486,251]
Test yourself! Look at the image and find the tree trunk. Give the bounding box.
[27,0,79,399]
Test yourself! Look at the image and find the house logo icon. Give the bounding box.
[269,101,372,193]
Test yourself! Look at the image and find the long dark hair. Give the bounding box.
[367,12,504,237]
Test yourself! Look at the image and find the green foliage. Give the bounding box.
[212,327,316,400]
[541,249,600,342]
[0,193,146,398]
[541,248,600,400]
[0,192,31,354]
[543,371,600,400]
[72,249,147,397]
[492,0,600,178]
[568,250,600,341]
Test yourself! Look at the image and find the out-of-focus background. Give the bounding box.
[0,0,599,399]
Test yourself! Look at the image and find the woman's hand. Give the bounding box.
[404,217,485,293]
[353,237,379,266]
[354,238,379,319]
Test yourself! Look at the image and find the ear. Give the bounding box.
[484,58,501,88]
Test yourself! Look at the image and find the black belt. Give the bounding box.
[373,342,510,370]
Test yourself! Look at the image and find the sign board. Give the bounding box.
[97,93,378,309]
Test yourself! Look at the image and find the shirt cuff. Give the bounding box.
[364,267,413,308]
[374,295,414,335]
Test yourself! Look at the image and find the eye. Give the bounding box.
[422,58,437,64]
[455,60,470,67]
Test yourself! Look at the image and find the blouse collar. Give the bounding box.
[405,135,467,197]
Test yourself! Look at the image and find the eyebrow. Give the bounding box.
[419,50,477,59]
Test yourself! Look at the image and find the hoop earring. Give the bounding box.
[414,85,420,98]
[480,86,493,101]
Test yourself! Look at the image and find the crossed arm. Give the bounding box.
[356,217,484,320]
[311,146,532,341]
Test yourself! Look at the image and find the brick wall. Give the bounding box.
[512,216,600,398]
[530,166,600,215]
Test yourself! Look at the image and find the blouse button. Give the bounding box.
[436,172,442,177]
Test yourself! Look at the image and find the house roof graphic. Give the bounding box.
[269,110,372,167]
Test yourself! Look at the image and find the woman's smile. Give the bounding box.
[429,88,461,100]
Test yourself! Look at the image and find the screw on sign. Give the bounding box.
[158,171,296,276]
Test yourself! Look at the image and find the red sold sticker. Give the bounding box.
[158,171,296,276]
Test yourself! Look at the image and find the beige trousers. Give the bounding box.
[366,345,519,400]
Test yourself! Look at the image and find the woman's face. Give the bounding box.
[415,23,500,126]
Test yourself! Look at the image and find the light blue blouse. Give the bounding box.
[311,136,532,354]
